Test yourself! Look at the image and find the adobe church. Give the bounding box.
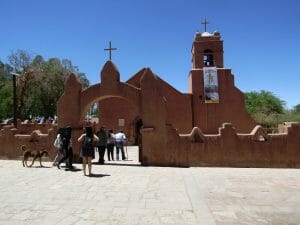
[92,29,256,143]
[1,27,299,167]
[56,26,300,167]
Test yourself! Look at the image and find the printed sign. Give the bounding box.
[118,118,125,127]
[203,67,219,103]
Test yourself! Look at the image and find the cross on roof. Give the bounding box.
[104,41,117,60]
[201,18,209,32]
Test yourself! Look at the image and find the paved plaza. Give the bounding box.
[0,146,300,225]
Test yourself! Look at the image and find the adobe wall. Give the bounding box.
[139,68,300,168]
[1,117,299,168]
[142,121,300,168]
[188,68,256,133]
[126,69,193,133]
[0,121,54,134]
[156,77,193,133]
[0,124,57,160]
[84,63,194,145]
[98,97,139,142]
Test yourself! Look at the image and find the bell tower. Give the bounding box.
[188,23,256,133]
[192,31,224,68]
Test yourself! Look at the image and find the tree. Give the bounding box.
[245,90,285,127]
[28,57,89,119]
[0,51,90,122]
[245,90,285,115]
[0,60,14,121]
[294,104,300,114]
[7,50,36,120]
[61,58,90,88]
[31,57,66,119]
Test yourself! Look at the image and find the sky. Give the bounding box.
[1,0,299,109]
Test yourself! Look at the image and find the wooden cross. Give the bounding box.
[104,41,117,60]
[201,18,209,32]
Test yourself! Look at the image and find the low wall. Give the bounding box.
[0,124,58,160]
[1,121,300,168]
[142,122,300,168]
[0,121,54,134]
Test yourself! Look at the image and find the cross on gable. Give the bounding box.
[201,18,209,32]
[104,41,117,60]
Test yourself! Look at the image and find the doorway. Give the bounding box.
[84,97,141,166]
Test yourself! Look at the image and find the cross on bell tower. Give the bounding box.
[201,18,209,32]
[191,21,224,68]
[104,41,117,60]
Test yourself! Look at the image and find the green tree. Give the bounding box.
[28,57,89,119]
[245,90,285,115]
[294,104,300,114]
[0,51,90,122]
[61,58,90,88]
[7,50,36,120]
[245,90,285,127]
[282,104,300,123]
[30,57,66,119]
[0,61,14,121]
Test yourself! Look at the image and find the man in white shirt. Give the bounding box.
[115,130,126,160]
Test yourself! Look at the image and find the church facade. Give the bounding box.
[55,25,300,167]
[96,30,256,144]
[1,29,300,167]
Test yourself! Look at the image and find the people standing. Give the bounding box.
[53,128,63,166]
[115,130,126,160]
[107,129,115,161]
[96,126,107,164]
[78,126,99,176]
[57,126,73,170]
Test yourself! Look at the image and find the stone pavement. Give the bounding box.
[0,146,300,225]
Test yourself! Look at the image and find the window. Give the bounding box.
[203,49,214,66]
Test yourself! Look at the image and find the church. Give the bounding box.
[54,22,300,167]
[1,26,299,167]
[95,29,256,144]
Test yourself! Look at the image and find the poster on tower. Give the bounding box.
[203,67,219,103]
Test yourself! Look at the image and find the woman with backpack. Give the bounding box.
[78,126,99,176]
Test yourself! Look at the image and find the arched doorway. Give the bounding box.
[80,94,141,165]
[97,96,139,144]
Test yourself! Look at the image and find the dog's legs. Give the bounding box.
[39,156,43,167]
[25,159,30,167]
[40,151,48,167]
[24,153,30,167]
[29,156,37,167]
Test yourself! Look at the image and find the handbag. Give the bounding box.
[53,134,61,149]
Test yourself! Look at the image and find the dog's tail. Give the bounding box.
[21,145,26,151]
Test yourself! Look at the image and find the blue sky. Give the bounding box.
[1,0,299,109]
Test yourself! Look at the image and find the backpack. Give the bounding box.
[83,136,94,151]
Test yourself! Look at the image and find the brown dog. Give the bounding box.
[21,145,49,167]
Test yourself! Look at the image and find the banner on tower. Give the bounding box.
[203,67,219,103]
